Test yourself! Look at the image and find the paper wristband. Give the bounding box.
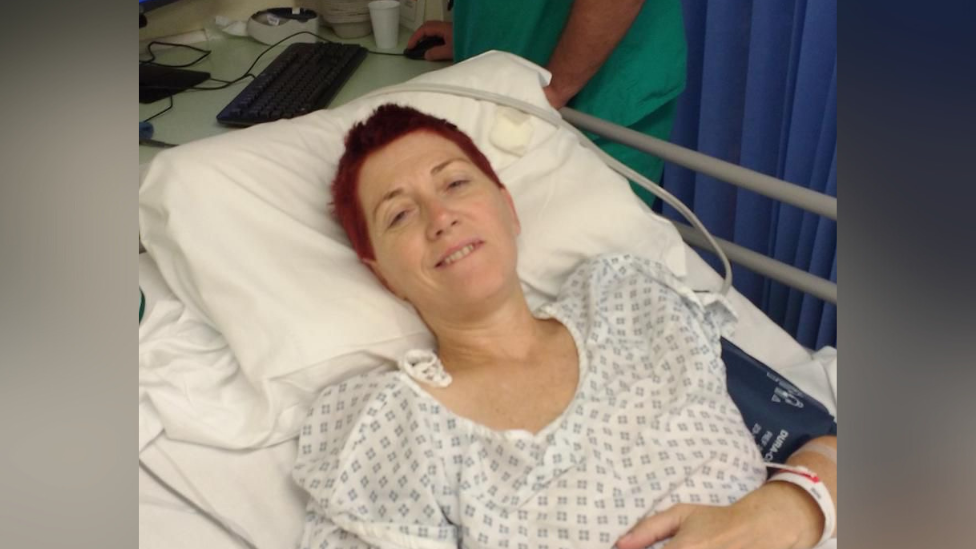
[767,463,836,547]
[792,441,837,464]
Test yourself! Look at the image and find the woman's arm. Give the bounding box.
[617,435,837,549]
[303,518,382,549]
[543,0,646,108]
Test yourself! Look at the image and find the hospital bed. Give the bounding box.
[138,52,838,549]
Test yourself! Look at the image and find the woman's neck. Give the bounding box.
[426,291,554,370]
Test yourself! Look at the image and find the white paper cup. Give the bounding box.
[368,0,400,50]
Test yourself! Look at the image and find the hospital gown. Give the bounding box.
[293,254,767,549]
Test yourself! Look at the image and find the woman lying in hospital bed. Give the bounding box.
[292,104,837,549]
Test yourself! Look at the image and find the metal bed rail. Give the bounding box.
[561,107,837,305]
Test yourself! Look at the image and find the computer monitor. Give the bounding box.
[139,0,186,27]
[139,0,211,103]
[140,0,184,19]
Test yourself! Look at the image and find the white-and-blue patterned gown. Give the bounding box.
[292,254,767,549]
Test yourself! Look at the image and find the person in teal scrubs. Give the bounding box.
[406,0,687,207]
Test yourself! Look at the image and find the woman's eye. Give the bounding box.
[389,210,408,227]
[447,180,469,190]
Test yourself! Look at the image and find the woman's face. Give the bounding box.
[358,131,521,320]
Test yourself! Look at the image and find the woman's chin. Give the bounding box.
[436,269,515,309]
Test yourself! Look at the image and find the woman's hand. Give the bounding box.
[405,20,454,61]
[616,481,825,549]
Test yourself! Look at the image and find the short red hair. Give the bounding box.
[331,103,504,261]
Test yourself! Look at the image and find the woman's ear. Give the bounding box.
[363,258,408,302]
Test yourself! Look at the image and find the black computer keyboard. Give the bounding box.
[216,41,367,126]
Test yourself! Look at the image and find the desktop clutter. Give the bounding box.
[221,2,407,50]
[211,2,418,127]
[245,7,320,45]
[232,2,445,65]
[141,2,441,143]
[316,0,406,50]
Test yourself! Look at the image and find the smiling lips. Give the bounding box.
[436,240,484,268]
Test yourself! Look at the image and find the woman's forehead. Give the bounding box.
[359,132,471,196]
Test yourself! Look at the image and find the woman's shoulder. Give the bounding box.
[308,368,404,415]
[297,369,415,459]
[294,370,458,541]
[557,253,683,299]
[547,253,724,333]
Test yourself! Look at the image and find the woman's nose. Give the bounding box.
[425,201,458,240]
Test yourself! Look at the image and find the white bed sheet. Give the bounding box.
[139,463,250,549]
[139,245,838,549]
[140,437,303,549]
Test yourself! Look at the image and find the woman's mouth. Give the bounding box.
[436,241,483,268]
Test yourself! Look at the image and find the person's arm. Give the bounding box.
[543,0,646,108]
[617,435,838,549]
[405,20,454,61]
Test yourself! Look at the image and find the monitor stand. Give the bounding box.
[139,64,211,104]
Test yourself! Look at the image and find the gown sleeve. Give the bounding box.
[293,374,459,549]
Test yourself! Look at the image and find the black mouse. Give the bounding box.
[403,36,446,60]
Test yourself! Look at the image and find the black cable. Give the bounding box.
[239,31,408,70]
[138,31,410,129]
[237,31,342,76]
[142,31,410,96]
[140,40,211,67]
[181,74,255,91]
[195,31,408,89]
[140,95,173,123]
[139,96,180,147]
[139,138,179,148]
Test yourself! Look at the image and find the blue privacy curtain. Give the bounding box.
[659,0,837,349]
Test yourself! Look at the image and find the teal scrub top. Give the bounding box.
[452,0,687,128]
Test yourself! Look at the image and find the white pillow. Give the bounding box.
[139,51,686,448]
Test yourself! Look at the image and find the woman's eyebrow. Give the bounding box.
[371,158,469,221]
[372,188,404,222]
[431,157,467,175]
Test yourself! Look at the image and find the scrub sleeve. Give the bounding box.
[452,0,687,207]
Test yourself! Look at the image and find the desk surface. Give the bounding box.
[139,28,449,165]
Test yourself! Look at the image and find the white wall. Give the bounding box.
[139,0,452,42]
[139,0,290,41]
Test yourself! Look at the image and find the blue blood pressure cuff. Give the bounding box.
[721,338,837,463]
